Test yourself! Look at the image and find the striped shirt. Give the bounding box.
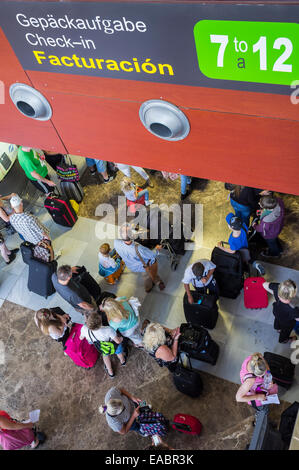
[10,212,49,244]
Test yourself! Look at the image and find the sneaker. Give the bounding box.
[158,281,166,291]
[252,261,265,276]
[145,199,154,206]
[103,175,115,184]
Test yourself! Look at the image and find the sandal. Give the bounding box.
[104,365,115,378]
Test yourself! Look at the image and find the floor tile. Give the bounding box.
[139,291,177,327]
[52,237,88,268]
[218,293,243,317]
[262,261,299,284]
[0,256,24,278]
[0,271,20,301]
[67,217,98,243]
[228,315,289,354]
[210,309,235,344]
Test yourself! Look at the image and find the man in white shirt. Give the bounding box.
[182,259,219,304]
[114,224,165,293]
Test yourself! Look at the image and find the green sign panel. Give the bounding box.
[194,20,299,86]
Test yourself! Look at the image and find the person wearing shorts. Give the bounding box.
[85,158,114,183]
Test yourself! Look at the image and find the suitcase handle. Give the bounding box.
[170,422,192,432]
[178,351,193,370]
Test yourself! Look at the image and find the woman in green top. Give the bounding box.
[100,297,143,347]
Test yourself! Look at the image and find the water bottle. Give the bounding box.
[263,371,273,390]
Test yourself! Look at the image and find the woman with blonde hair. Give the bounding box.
[120,177,153,207]
[34,307,71,346]
[143,322,181,371]
[236,352,278,420]
[100,297,143,347]
[263,279,299,343]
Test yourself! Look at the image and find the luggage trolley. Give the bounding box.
[159,238,180,271]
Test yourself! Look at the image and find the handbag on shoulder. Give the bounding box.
[87,329,116,355]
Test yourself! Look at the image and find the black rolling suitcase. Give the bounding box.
[20,241,34,264]
[60,181,84,204]
[179,323,219,365]
[279,402,299,447]
[44,193,77,227]
[183,290,218,329]
[173,353,203,398]
[28,258,57,298]
[264,352,295,390]
[211,247,244,299]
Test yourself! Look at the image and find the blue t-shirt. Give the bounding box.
[228,227,248,251]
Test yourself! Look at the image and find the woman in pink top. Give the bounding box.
[236,353,278,420]
[0,410,45,450]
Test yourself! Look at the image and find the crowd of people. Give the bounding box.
[0,146,298,450]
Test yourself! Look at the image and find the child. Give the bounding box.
[217,213,264,274]
[120,178,153,207]
[98,243,125,285]
[217,213,248,253]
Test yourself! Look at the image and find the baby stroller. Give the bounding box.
[132,207,187,271]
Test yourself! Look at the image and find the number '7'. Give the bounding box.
[210,34,229,67]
